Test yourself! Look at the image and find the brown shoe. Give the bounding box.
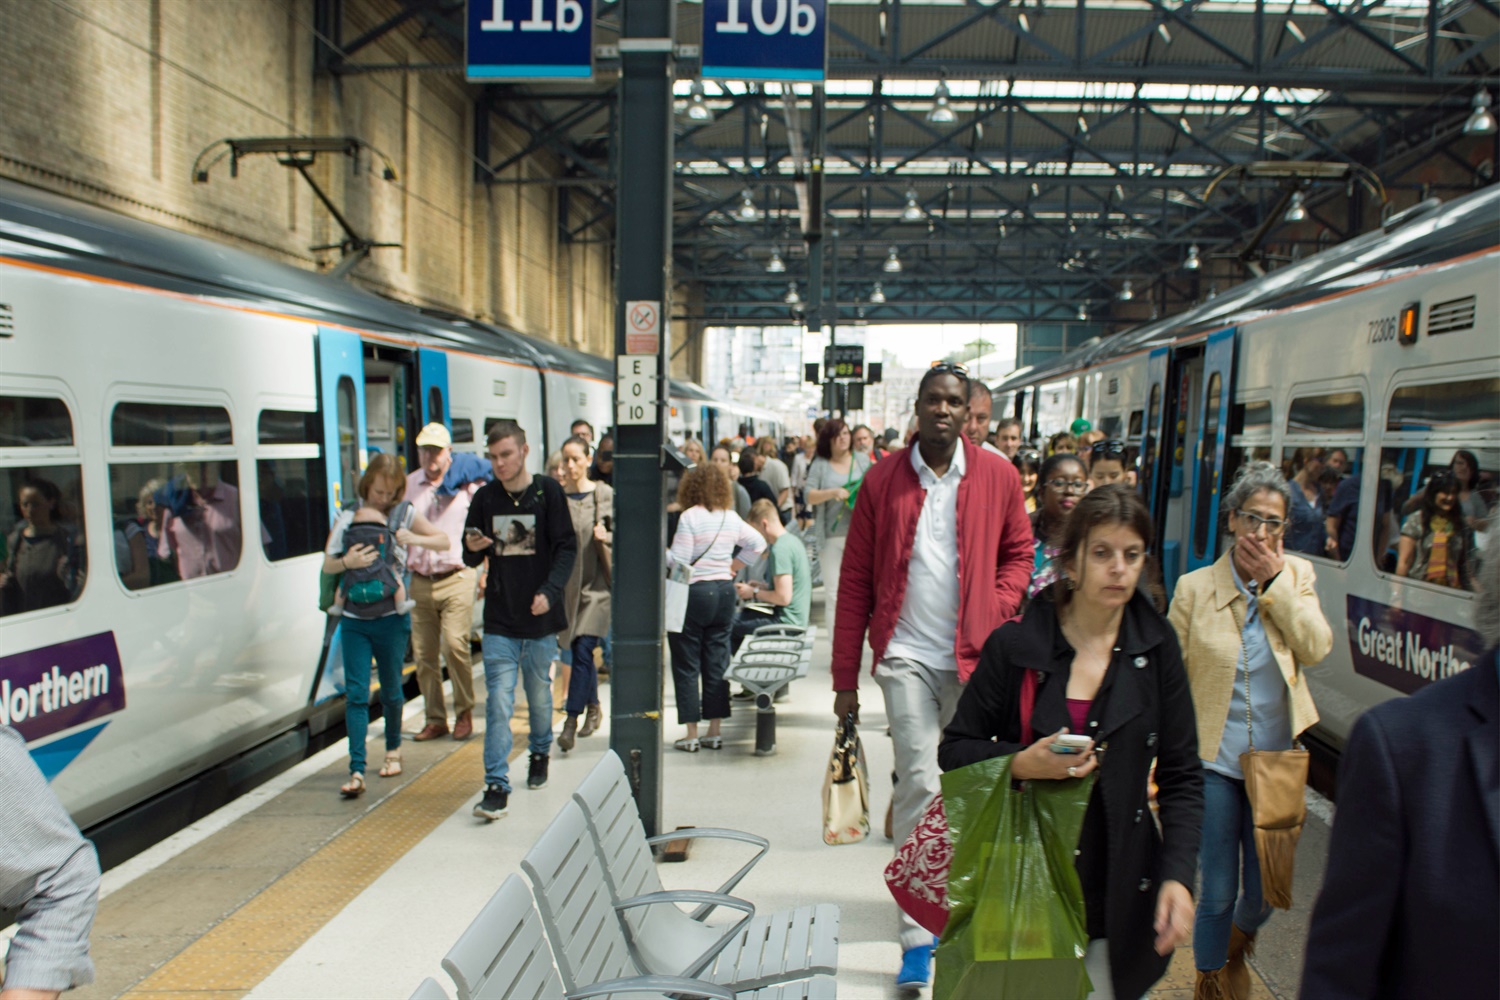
[452,711,473,741]
[413,722,449,742]
[1195,966,1230,1000]
[578,702,602,738]
[558,714,578,752]
[1225,925,1256,1000]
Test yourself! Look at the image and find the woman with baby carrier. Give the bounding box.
[323,454,450,797]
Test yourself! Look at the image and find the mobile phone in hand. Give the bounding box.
[1049,733,1093,754]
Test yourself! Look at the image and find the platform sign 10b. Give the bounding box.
[701,0,827,83]
[466,0,594,81]
[824,344,864,381]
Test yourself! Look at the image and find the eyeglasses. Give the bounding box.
[1236,510,1287,536]
[1045,479,1088,494]
[1092,439,1127,458]
[927,362,969,377]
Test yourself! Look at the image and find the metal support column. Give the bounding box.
[610,0,675,838]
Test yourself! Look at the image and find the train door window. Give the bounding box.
[1224,398,1273,536]
[335,376,359,505]
[1127,410,1144,440]
[1191,373,1222,561]
[256,410,328,562]
[1140,383,1162,501]
[452,417,474,445]
[0,395,88,616]
[109,401,242,586]
[428,387,444,425]
[1280,444,1366,561]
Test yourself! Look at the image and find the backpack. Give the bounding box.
[320,500,413,614]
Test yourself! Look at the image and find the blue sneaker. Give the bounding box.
[896,942,935,989]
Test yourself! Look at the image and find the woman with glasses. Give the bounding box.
[1013,450,1041,513]
[1088,440,1130,489]
[1029,452,1089,598]
[1167,461,1332,999]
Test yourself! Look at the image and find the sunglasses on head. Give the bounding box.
[1092,439,1127,458]
[928,362,969,377]
[1015,449,1041,465]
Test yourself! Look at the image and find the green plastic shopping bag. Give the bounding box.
[933,754,1097,1000]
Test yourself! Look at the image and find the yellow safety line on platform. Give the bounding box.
[120,735,504,999]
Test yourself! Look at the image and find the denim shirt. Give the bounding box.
[1207,560,1295,779]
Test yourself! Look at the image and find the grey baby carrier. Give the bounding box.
[338,500,413,617]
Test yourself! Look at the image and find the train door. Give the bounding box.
[316,328,366,517]
[1185,327,1237,574]
[362,345,424,475]
[1153,345,1202,596]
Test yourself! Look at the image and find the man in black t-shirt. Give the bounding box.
[738,448,779,510]
[463,421,577,820]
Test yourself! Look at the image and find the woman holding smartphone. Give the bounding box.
[940,486,1203,1000]
[942,485,1200,1000]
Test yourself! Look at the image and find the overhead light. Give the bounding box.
[736,188,760,222]
[902,189,923,221]
[1464,88,1496,136]
[1018,12,1031,32]
[869,282,886,304]
[928,80,957,124]
[1076,115,1089,134]
[765,249,786,273]
[998,223,1008,239]
[1184,243,1201,270]
[1157,22,1172,44]
[1119,279,1134,301]
[883,246,903,273]
[1284,190,1307,223]
[684,80,712,122]
[1077,304,1089,321]
[1179,116,1193,135]
[1207,283,1218,300]
[784,282,801,306]
[1285,19,1306,43]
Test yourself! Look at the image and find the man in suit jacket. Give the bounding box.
[1300,544,1500,998]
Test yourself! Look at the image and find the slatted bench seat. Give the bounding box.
[726,625,817,755]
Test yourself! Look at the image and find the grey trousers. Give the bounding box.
[875,655,964,951]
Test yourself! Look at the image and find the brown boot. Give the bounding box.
[579,702,602,738]
[1225,925,1256,1000]
[1195,966,1230,1000]
[452,710,473,741]
[558,714,578,752]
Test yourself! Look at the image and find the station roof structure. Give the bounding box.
[322,0,1499,325]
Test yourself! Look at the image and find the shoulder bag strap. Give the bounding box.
[689,512,727,566]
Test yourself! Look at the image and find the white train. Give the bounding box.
[0,178,778,833]
[992,186,1500,758]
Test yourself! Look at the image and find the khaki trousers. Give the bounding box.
[410,568,477,724]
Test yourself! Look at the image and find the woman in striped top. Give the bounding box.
[667,463,766,751]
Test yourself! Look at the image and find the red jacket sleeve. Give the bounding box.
[831,467,879,691]
[993,462,1034,620]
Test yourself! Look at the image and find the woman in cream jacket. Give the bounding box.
[1168,461,1332,1000]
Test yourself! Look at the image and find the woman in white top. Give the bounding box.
[666,463,765,751]
[804,418,872,632]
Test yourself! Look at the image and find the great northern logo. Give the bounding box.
[1346,595,1482,695]
[1,632,126,777]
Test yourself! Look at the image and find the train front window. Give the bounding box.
[0,395,87,617]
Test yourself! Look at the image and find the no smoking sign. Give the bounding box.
[625,300,661,355]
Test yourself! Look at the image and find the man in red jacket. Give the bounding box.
[831,364,1033,988]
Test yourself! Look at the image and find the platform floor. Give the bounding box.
[73,592,1332,1000]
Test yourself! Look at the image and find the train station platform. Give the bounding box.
[69,594,1331,1000]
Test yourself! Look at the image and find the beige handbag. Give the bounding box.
[822,713,870,845]
[1233,603,1309,910]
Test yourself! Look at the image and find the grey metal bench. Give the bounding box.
[727,625,816,755]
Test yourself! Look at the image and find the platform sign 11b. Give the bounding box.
[467,0,594,81]
[701,0,827,83]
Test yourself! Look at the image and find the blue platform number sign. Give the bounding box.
[466,0,594,82]
[701,0,827,83]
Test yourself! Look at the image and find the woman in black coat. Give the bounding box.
[939,486,1203,1000]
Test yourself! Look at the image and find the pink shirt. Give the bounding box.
[159,483,257,579]
[405,469,477,576]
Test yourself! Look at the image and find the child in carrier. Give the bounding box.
[329,501,416,618]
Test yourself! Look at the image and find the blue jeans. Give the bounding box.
[566,635,602,716]
[1194,768,1274,970]
[481,633,558,791]
[341,614,410,775]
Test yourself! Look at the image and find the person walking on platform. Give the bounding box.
[830,364,1033,989]
[1167,461,1332,1000]
[940,486,1203,1000]
[556,435,612,753]
[464,421,577,821]
[731,498,812,652]
[1300,534,1499,1000]
[804,419,872,634]
[406,423,490,743]
[325,456,450,798]
[667,463,765,752]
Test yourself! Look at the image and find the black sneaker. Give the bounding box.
[527,752,549,789]
[473,784,509,821]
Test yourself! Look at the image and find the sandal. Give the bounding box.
[673,737,700,753]
[379,751,402,778]
[340,772,366,798]
[701,735,723,750]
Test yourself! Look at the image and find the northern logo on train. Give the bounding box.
[0,632,127,780]
[1347,595,1481,696]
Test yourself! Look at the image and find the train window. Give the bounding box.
[1139,384,1161,502]
[1097,415,1123,439]
[428,387,444,424]
[1286,391,1364,435]
[1376,444,1495,589]
[1280,446,1366,561]
[452,418,474,444]
[1,465,88,615]
[336,377,359,507]
[1233,400,1272,437]
[1192,373,1222,561]
[0,396,73,447]
[112,402,233,447]
[108,460,245,586]
[1127,410,1143,439]
[1386,377,1500,434]
[256,410,328,563]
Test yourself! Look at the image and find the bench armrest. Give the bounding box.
[615,891,755,981]
[645,827,770,913]
[568,975,736,1000]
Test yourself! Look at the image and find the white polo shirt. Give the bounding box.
[884,441,966,672]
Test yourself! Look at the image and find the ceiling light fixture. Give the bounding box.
[784,282,801,305]
[1184,243,1202,270]
[869,282,886,304]
[1018,11,1031,32]
[1285,19,1306,42]
[928,80,957,124]
[883,246,903,273]
[1179,116,1193,135]
[1077,304,1089,321]
[1464,87,1496,136]
[765,248,786,273]
[902,189,924,221]
[1284,190,1307,223]
[736,188,760,222]
[1077,114,1089,134]
[1119,279,1134,301]
[1157,22,1173,44]
[684,80,712,122]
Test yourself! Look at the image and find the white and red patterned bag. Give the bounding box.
[883,668,1038,935]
